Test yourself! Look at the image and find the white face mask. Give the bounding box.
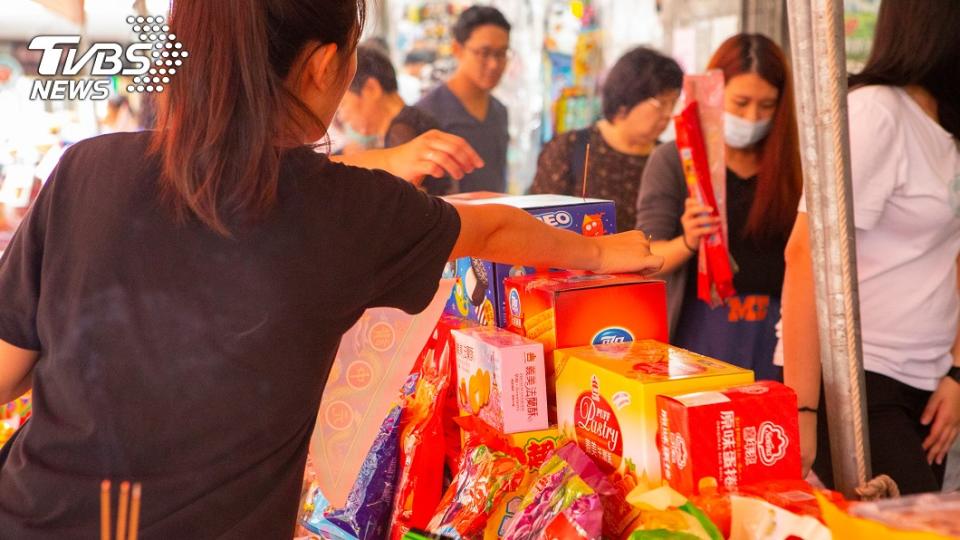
[724,112,772,149]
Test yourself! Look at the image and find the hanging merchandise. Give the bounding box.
[674,71,736,307]
[541,0,604,142]
[391,1,470,102]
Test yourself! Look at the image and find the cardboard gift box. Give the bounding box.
[657,381,802,495]
[452,326,549,434]
[442,194,616,327]
[554,340,754,535]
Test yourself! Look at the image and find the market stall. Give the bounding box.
[1,0,957,539]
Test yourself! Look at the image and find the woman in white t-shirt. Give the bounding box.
[782,0,960,494]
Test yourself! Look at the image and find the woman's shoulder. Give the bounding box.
[848,85,904,118]
[62,131,152,163]
[645,140,682,176]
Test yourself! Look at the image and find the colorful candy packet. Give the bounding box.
[427,444,526,538]
[500,442,609,539]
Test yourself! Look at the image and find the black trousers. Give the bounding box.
[814,371,947,494]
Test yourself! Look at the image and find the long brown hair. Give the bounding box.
[150,0,365,235]
[708,33,802,242]
[849,0,960,139]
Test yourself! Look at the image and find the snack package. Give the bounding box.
[302,406,402,539]
[503,272,668,413]
[687,479,846,538]
[390,317,460,539]
[0,391,31,447]
[686,490,732,538]
[625,486,723,540]
[312,284,453,507]
[681,71,727,245]
[846,491,960,539]
[453,326,549,434]
[484,469,536,540]
[657,381,802,495]
[736,479,845,522]
[404,529,458,540]
[555,340,753,535]
[728,495,830,540]
[476,424,565,539]
[428,444,527,539]
[500,443,607,540]
[442,194,616,327]
[509,427,564,471]
[674,100,735,306]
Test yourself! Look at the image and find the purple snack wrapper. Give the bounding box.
[554,443,616,498]
[501,443,606,540]
[318,405,402,539]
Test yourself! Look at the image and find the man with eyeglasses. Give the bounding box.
[417,5,511,193]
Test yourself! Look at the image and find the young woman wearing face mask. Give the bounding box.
[635,34,802,380]
[0,1,662,537]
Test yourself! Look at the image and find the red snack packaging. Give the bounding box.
[657,381,802,497]
[689,479,848,537]
[674,101,736,305]
[503,271,668,418]
[389,318,460,539]
[737,479,847,521]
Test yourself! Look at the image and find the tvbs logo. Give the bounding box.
[28,15,187,101]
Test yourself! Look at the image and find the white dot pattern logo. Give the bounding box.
[127,14,187,94]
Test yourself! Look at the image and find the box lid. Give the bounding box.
[661,381,794,408]
[445,193,613,209]
[506,272,663,293]
[555,340,751,383]
[452,326,544,349]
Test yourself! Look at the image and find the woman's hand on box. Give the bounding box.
[593,230,664,275]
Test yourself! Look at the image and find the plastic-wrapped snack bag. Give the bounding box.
[427,444,526,538]
[687,478,846,537]
[303,406,402,539]
[625,486,722,540]
[728,495,830,540]
[390,324,456,539]
[500,443,605,539]
[818,492,955,540]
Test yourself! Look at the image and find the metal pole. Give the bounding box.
[785,0,870,496]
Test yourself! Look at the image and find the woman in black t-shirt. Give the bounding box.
[0,1,661,538]
[635,34,803,381]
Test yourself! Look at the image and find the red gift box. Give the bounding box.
[657,381,802,496]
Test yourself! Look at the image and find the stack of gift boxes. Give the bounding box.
[442,194,805,538]
[302,193,815,539]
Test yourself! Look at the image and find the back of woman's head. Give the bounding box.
[708,33,801,242]
[602,47,683,121]
[151,0,365,234]
[849,0,960,139]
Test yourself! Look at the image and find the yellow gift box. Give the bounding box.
[555,340,754,491]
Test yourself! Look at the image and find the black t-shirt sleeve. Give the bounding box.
[361,170,461,313]
[0,153,62,351]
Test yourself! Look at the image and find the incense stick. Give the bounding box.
[581,143,591,201]
[116,481,130,540]
[127,483,142,540]
[100,480,111,540]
